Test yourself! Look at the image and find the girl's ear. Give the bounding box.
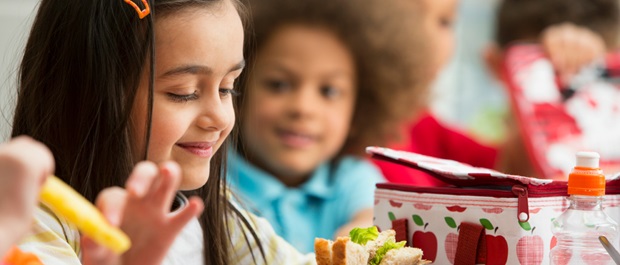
[483,43,504,81]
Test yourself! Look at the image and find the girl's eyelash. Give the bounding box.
[167,91,199,102]
[220,88,240,97]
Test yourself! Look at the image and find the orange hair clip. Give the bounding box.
[123,0,151,19]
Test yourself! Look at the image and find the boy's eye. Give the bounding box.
[166,91,199,102]
[265,79,292,93]
[320,85,341,99]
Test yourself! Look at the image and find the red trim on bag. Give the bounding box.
[455,222,485,265]
[376,183,567,197]
[391,219,409,246]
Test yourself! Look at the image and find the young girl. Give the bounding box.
[0,137,53,258]
[11,0,313,264]
[227,0,426,253]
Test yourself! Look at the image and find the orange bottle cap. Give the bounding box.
[568,167,606,196]
[567,152,606,196]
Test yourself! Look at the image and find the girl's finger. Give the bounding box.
[168,196,204,232]
[12,136,55,184]
[95,187,127,226]
[126,161,158,198]
[151,161,182,213]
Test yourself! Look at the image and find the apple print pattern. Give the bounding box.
[444,217,459,264]
[412,214,438,262]
[516,221,543,265]
[480,218,509,265]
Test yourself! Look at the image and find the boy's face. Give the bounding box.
[420,0,457,77]
[131,0,244,190]
[242,25,356,186]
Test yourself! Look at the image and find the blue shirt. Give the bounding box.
[227,151,384,253]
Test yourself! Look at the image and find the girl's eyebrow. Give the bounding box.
[160,60,245,78]
[230,60,246,72]
[161,65,213,78]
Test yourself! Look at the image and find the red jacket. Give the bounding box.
[374,112,498,186]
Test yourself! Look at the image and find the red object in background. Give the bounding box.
[374,111,498,187]
[502,44,620,179]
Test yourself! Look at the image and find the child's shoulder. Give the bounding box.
[333,156,380,173]
[330,155,384,185]
[17,205,81,265]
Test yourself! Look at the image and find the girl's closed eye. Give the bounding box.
[219,87,240,97]
[220,77,241,98]
[167,90,199,103]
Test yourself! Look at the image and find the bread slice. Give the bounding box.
[314,229,427,265]
[315,238,334,265]
[378,247,424,265]
[332,237,369,265]
[365,230,396,260]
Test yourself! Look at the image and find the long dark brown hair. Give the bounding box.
[11,0,263,264]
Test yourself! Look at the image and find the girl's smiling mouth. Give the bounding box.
[176,142,216,158]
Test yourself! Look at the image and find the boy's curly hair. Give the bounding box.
[496,0,620,49]
[240,0,428,156]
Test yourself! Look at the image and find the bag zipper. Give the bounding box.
[376,183,570,223]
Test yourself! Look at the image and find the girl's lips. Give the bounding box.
[176,142,215,158]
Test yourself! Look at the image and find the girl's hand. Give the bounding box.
[0,136,54,256]
[542,22,606,82]
[82,161,204,265]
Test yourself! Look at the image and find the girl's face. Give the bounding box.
[243,25,356,186]
[131,1,244,190]
[421,0,457,77]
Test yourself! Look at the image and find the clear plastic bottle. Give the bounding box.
[550,152,619,264]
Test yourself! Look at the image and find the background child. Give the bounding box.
[372,0,501,186]
[228,0,427,253]
[375,0,619,185]
[488,0,620,178]
[0,137,53,258]
[10,0,314,264]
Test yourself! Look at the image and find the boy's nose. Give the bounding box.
[287,84,320,118]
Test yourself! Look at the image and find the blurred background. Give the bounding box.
[0,0,506,142]
[0,0,38,141]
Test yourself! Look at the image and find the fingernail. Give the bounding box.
[129,162,157,197]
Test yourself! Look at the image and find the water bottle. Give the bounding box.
[550,151,619,264]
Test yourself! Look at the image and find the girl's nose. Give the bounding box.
[196,96,233,131]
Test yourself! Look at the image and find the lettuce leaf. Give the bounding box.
[349,226,379,245]
[369,239,406,265]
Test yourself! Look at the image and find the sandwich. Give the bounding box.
[314,227,429,265]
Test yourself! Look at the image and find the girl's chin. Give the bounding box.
[178,177,209,191]
[178,168,211,191]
